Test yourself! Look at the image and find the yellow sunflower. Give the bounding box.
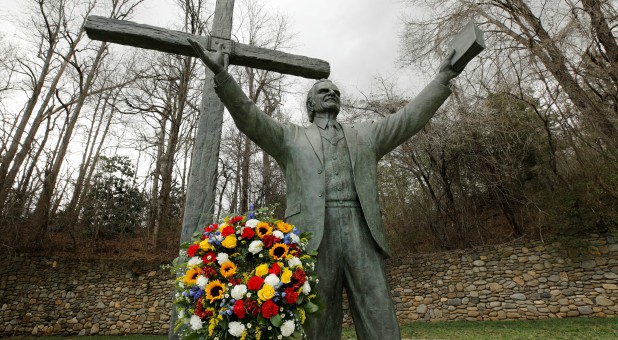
[269,242,289,261]
[256,222,273,239]
[205,280,225,302]
[276,221,293,233]
[183,267,200,285]
[220,261,237,278]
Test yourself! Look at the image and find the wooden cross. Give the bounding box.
[85,1,329,336]
[85,0,329,242]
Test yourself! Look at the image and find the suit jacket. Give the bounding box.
[214,71,451,257]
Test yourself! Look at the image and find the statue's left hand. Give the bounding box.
[435,50,461,86]
[188,38,229,74]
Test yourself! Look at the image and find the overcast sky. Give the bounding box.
[2,0,430,111]
[133,0,425,97]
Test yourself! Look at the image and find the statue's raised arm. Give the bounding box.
[188,38,285,160]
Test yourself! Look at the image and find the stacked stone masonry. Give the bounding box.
[379,235,618,324]
[1,235,616,336]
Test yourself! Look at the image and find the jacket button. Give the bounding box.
[318,168,322,174]
[318,191,323,197]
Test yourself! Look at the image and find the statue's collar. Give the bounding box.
[313,116,340,130]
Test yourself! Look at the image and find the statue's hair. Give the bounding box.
[305,79,333,123]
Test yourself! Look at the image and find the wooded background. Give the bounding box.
[1,0,616,259]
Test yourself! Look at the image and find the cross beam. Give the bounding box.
[85,16,330,79]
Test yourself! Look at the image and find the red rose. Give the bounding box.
[284,287,298,305]
[233,299,246,319]
[262,234,277,248]
[229,215,243,224]
[247,276,264,291]
[187,244,199,257]
[241,227,255,239]
[245,299,260,317]
[269,262,281,276]
[221,225,235,237]
[292,268,307,289]
[205,224,218,232]
[261,300,278,319]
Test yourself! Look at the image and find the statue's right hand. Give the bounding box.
[187,38,229,74]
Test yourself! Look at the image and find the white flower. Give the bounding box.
[190,315,203,330]
[228,321,245,337]
[231,284,248,300]
[196,275,208,288]
[287,257,302,268]
[177,309,184,319]
[273,230,284,239]
[215,234,224,242]
[217,252,229,265]
[187,256,203,267]
[245,219,260,228]
[248,240,263,254]
[264,273,280,287]
[289,233,300,244]
[302,281,311,295]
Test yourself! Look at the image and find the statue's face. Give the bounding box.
[309,80,340,115]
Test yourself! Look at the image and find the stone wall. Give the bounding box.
[383,235,618,323]
[1,235,617,336]
[0,257,173,336]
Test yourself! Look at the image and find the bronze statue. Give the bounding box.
[189,39,460,340]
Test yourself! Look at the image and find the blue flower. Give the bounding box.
[189,286,204,301]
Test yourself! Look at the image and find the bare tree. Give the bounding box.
[401,0,618,154]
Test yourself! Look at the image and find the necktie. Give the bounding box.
[326,120,337,139]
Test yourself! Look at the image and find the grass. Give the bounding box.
[344,317,618,339]
[7,317,617,339]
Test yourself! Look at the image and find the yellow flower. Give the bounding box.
[258,284,275,301]
[298,308,306,324]
[256,222,272,238]
[255,263,269,277]
[276,221,293,233]
[199,239,213,251]
[280,268,293,284]
[208,316,219,336]
[205,280,225,302]
[183,268,199,285]
[221,235,237,249]
[220,261,237,278]
[269,242,289,261]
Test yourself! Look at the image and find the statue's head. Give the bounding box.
[306,79,341,122]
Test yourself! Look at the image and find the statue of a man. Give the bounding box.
[189,39,459,340]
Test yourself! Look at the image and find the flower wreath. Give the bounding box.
[171,207,320,339]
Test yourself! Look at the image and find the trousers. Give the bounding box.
[305,206,401,340]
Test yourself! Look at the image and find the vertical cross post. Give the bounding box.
[170,1,234,337]
[179,0,233,246]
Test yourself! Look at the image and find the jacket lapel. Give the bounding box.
[342,125,358,171]
[305,124,323,166]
